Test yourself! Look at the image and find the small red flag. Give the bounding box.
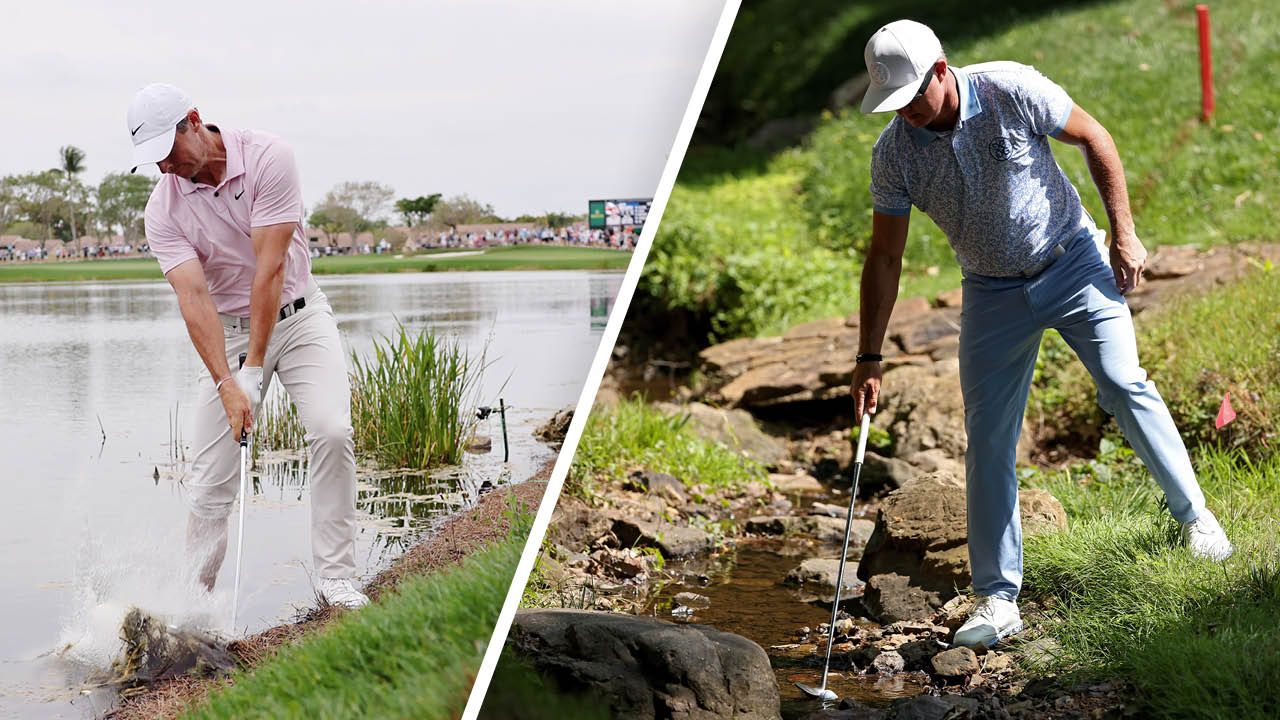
[1215,393,1236,430]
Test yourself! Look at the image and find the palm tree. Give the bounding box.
[59,145,86,257]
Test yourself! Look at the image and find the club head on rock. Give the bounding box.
[795,681,838,702]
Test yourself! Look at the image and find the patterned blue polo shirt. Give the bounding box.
[869,61,1097,277]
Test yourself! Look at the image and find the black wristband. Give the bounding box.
[856,353,883,364]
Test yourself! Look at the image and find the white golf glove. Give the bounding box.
[235,366,264,409]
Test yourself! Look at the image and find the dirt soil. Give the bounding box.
[105,471,550,720]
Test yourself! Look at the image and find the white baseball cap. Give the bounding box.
[127,83,195,173]
[860,20,943,113]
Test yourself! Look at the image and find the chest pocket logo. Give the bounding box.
[988,136,1015,161]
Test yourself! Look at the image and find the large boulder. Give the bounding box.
[874,364,1035,463]
[856,472,1066,622]
[507,609,780,719]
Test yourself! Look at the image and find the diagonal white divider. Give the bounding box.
[459,1,744,716]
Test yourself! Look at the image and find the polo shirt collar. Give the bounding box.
[176,126,243,195]
[908,65,983,146]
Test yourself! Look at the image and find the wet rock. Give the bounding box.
[886,694,982,719]
[871,650,906,675]
[796,699,888,719]
[109,608,236,686]
[896,639,941,671]
[784,558,866,603]
[674,592,711,609]
[747,515,873,545]
[656,401,790,468]
[857,473,1067,622]
[465,435,492,453]
[931,647,980,678]
[534,407,573,447]
[508,609,781,719]
[612,517,713,558]
[770,471,825,494]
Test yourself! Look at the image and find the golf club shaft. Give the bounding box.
[232,352,249,632]
[817,412,872,692]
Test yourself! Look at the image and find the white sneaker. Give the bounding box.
[952,596,1023,649]
[1182,508,1233,561]
[317,577,370,609]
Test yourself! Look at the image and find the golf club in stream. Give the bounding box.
[232,352,249,633]
[796,411,872,703]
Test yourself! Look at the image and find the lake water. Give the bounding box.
[0,269,622,718]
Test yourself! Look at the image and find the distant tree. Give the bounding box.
[58,146,88,252]
[8,170,65,251]
[98,173,155,242]
[309,181,395,243]
[545,211,576,228]
[394,193,442,226]
[432,194,501,228]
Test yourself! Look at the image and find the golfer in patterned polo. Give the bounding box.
[848,20,1232,648]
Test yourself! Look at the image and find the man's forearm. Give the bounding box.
[178,289,233,384]
[858,250,902,354]
[1082,132,1136,240]
[245,266,285,366]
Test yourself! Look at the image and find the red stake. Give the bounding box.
[1197,4,1214,122]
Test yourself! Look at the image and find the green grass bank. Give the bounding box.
[0,245,630,284]
[177,511,531,720]
[640,0,1280,344]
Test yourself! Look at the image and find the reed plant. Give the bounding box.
[350,324,485,470]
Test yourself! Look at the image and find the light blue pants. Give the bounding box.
[958,229,1205,601]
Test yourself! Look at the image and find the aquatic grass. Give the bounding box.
[350,323,485,470]
[179,512,532,720]
[567,397,767,501]
[1021,446,1280,717]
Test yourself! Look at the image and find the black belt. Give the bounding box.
[279,296,306,320]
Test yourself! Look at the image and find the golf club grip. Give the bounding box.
[854,413,871,464]
[237,352,248,445]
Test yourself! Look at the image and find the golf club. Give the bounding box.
[231,352,248,632]
[796,411,872,703]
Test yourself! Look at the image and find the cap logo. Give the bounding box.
[131,122,144,137]
[870,62,891,86]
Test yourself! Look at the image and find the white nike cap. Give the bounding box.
[127,83,195,173]
[860,20,943,113]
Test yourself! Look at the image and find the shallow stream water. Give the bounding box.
[0,269,621,719]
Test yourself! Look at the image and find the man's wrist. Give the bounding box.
[215,375,233,392]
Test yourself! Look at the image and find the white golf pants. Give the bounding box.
[186,279,357,578]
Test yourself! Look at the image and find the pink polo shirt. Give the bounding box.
[144,127,312,318]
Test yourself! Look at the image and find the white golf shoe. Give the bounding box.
[952,596,1023,649]
[317,577,371,609]
[1181,508,1233,562]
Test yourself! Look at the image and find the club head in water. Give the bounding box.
[795,681,838,702]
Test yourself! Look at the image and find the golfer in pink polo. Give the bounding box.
[129,82,368,608]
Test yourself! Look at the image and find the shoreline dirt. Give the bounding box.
[105,471,550,720]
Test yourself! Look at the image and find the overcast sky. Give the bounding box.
[0,0,725,219]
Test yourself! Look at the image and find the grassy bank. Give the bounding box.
[0,246,630,283]
[1021,447,1280,719]
[1017,265,1280,717]
[181,536,524,720]
[640,0,1280,344]
[1032,266,1280,455]
[111,486,543,720]
[567,398,767,502]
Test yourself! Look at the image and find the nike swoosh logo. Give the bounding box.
[131,122,144,137]
[234,189,245,200]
